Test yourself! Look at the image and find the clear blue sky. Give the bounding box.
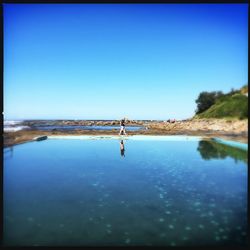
[3,4,248,120]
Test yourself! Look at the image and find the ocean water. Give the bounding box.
[3,120,144,132]
[3,120,30,132]
[4,120,23,126]
[3,138,247,246]
[32,125,144,131]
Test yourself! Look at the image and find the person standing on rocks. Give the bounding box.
[119,118,127,135]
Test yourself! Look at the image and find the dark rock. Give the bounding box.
[36,136,48,141]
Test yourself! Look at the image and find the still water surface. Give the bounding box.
[32,125,144,131]
[3,138,247,246]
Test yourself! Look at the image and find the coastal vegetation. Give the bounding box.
[195,85,248,119]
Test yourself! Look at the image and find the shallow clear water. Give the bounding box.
[32,125,144,131]
[3,138,247,246]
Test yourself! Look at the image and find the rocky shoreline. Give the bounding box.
[3,118,248,147]
[147,118,248,134]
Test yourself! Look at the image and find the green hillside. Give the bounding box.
[195,86,248,119]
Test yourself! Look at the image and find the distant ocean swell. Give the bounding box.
[4,120,30,132]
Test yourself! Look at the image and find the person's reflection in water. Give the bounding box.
[120,140,125,157]
[10,146,13,158]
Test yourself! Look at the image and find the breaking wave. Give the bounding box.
[4,126,30,132]
[4,120,23,126]
[4,120,30,132]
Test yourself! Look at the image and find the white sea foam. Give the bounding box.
[4,120,29,132]
[4,126,30,132]
[4,120,23,126]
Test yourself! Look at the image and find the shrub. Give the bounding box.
[195,91,224,114]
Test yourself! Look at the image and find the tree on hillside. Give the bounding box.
[195,91,224,114]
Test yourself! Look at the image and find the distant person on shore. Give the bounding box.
[119,118,127,135]
[120,140,125,157]
[166,119,176,123]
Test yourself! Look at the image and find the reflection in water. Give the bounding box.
[4,146,14,159]
[120,140,125,157]
[3,139,247,246]
[197,140,247,163]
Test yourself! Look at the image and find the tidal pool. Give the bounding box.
[3,136,248,246]
[31,125,144,131]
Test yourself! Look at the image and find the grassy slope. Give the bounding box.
[196,91,248,119]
